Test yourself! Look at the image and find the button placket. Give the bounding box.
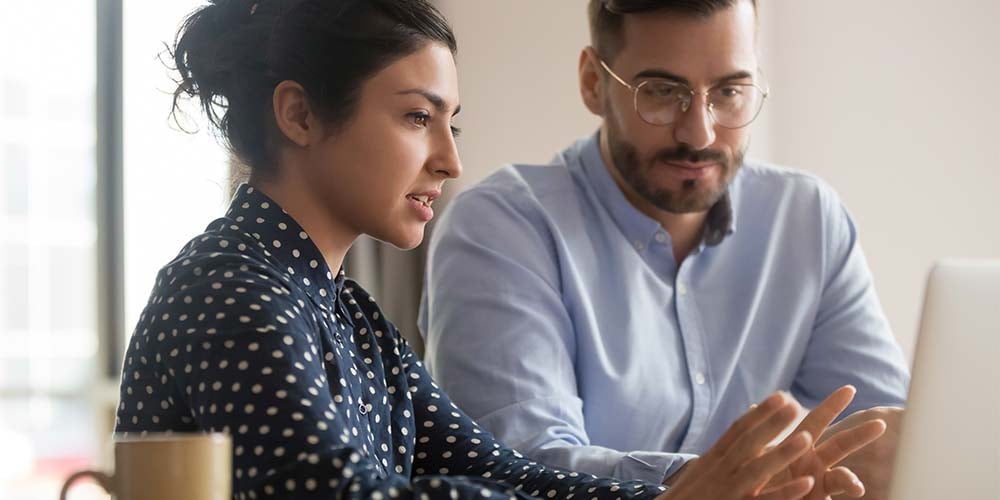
[325,304,372,434]
[320,308,346,346]
[674,261,713,448]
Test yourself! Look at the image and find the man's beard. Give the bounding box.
[606,121,745,214]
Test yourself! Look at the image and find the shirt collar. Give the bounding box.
[575,131,738,250]
[224,183,346,306]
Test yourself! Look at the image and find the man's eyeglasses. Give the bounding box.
[598,58,769,129]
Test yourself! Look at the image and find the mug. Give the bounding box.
[60,433,231,500]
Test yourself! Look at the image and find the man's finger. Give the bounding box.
[738,431,813,492]
[793,385,856,440]
[726,402,801,467]
[707,392,789,460]
[755,476,814,500]
[821,466,865,498]
[814,419,887,467]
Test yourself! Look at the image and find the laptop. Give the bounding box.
[888,259,1000,500]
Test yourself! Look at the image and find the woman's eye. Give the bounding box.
[410,112,430,127]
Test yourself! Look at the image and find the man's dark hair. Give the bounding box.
[588,0,756,62]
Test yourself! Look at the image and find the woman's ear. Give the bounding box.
[579,47,605,117]
[272,80,314,147]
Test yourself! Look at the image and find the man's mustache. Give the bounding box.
[654,145,727,165]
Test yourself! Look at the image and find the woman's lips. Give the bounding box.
[406,195,434,222]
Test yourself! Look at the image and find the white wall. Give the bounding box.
[437,0,600,188]
[756,0,1000,358]
[437,1,1000,360]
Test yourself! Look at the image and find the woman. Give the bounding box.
[115,1,883,498]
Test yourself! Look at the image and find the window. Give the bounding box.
[0,0,102,497]
[0,1,229,498]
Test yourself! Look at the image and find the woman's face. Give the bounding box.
[303,42,462,250]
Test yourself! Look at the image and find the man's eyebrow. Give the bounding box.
[633,69,691,86]
[396,88,460,115]
[712,70,755,85]
[632,69,756,86]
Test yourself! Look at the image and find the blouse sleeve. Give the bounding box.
[116,258,665,499]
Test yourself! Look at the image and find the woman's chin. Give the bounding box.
[365,219,427,250]
[387,226,426,251]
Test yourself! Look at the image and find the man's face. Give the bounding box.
[598,1,759,214]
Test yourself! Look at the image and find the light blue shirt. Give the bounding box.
[418,132,909,484]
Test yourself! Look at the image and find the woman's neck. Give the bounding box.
[248,171,358,273]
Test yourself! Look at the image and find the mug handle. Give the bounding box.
[60,470,114,500]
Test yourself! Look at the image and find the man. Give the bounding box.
[420,0,909,498]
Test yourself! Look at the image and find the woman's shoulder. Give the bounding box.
[158,217,291,285]
[134,219,314,333]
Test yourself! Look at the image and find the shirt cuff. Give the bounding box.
[661,453,698,483]
[619,451,699,485]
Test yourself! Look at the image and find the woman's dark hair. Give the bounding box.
[589,0,756,62]
[171,0,457,177]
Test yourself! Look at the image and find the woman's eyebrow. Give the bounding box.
[396,88,460,115]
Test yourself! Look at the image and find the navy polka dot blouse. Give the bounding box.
[116,184,666,499]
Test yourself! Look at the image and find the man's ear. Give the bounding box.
[579,47,606,117]
[272,80,314,148]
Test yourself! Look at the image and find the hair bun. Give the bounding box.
[211,0,257,18]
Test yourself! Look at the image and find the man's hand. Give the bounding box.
[765,386,888,500]
[657,392,818,500]
[820,406,903,500]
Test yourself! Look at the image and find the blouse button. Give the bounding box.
[334,332,344,344]
[358,402,368,415]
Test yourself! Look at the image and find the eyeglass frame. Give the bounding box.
[596,56,770,130]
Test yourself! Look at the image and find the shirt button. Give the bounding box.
[694,372,706,385]
[358,402,368,415]
[334,332,344,344]
[677,282,688,296]
[655,232,668,244]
